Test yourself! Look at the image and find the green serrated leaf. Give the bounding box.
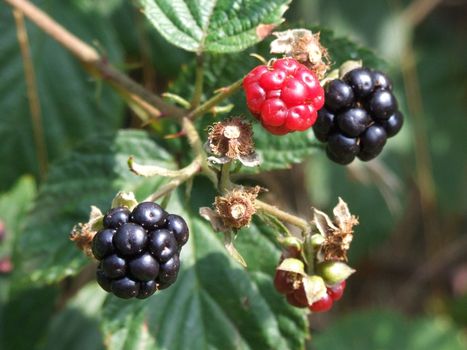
[139,0,291,53]
[101,184,307,350]
[0,1,124,192]
[12,130,174,287]
[102,297,155,350]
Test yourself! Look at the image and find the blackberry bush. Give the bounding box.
[3,0,434,348]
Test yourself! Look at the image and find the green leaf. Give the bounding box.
[0,176,36,258]
[12,130,175,287]
[101,181,307,350]
[40,283,107,350]
[312,310,467,350]
[0,1,124,191]
[139,0,291,53]
[0,286,59,350]
[252,125,323,172]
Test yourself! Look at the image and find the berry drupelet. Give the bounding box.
[313,67,404,164]
[91,202,189,299]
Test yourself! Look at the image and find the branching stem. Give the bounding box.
[187,78,243,120]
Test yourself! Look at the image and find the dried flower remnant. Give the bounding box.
[207,117,261,167]
[215,186,260,229]
[313,198,358,262]
[270,29,330,79]
[69,206,104,257]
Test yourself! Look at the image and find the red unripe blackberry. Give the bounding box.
[243,58,324,134]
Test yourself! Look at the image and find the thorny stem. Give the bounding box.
[255,200,311,232]
[5,0,184,122]
[13,9,48,179]
[187,78,243,120]
[191,54,205,109]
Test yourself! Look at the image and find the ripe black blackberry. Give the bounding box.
[92,202,189,299]
[313,67,404,164]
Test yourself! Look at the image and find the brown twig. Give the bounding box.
[13,9,48,179]
[402,0,444,27]
[5,0,185,121]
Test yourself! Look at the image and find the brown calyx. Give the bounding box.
[208,117,254,159]
[214,186,260,229]
[70,223,96,258]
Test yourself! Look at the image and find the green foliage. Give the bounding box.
[0,1,124,192]
[140,0,291,53]
[312,310,467,350]
[40,284,106,350]
[0,177,36,259]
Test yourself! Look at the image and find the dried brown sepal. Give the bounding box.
[270,29,330,79]
[214,186,260,229]
[313,197,358,262]
[207,117,256,161]
[69,206,104,258]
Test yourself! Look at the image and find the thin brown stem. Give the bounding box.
[402,0,444,27]
[187,78,243,120]
[255,200,310,232]
[5,0,184,121]
[13,9,48,179]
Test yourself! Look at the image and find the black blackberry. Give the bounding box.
[313,67,404,164]
[91,202,189,299]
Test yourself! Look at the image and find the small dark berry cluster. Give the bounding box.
[313,67,403,164]
[92,202,189,299]
[274,270,346,312]
[243,58,325,135]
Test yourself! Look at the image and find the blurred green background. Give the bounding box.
[0,0,466,349]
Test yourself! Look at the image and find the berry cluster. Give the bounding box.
[313,67,403,164]
[243,58,325,135]
[274,269,346,312]
[92,202,189,299]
